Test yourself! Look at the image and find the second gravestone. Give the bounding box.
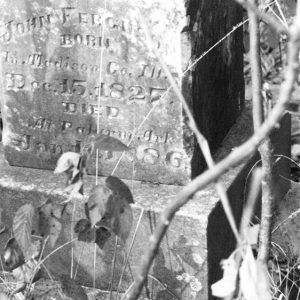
[0,0,244,185]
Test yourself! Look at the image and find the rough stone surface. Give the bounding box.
[0,0,244,185]
[0,105,291,300]
[0,152,208,300]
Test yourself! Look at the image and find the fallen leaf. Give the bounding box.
[105,176,133,242]
[87,184,113,227]
[54,152,80,174]
[74,219,95,243]
[240,246,272,300]
[83,177,133,247]
[211,252,238,298]
[4,238,25,271]
[106,176,134,204]
[13,204,35,261]
[95,226,111,249]
[38,200,63,248]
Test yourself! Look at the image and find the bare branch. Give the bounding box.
[248,0,264,131]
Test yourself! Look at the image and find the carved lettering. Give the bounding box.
[1,3,185,184]
[2,51,17,64]
[110,83,124,99]
[128,86,145,102]
[76,127,85,134]
[60,33,110,48]
[35,142,47,153]
[27,117,55,131]
[50,144,63,155]
[0,15,52,43]
[139,64,162,79]
[27,53,42,66]
[11,134,31,150]
[62,7,75,24]
[61,121,72,131]
[143,148,159,165]
[62,102,77,114]
[107,61,119,74]
[106,106,119,117]
[5,73,25,90]
[166,152,182,168]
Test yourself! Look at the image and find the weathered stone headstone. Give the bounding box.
[0,0,244,185]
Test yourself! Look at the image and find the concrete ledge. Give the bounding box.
[0,105,290,300]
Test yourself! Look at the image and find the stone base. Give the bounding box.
[0,106,290,300]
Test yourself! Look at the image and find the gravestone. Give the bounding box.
[0,0,244,185]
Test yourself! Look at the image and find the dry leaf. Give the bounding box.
[38,200,63,248]
[74,219,95,243]
[4,238,25,271]
[74,218,112,249]
[95,227,111,249]
[211,252,238,298]
[54,152,80,174]
[106,176,134,204]
[84,177,133,246]
[13,204,35,261]
[240,246,272,300]
[87,184,113,227]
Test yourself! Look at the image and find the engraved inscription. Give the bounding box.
[0,14,51,42]
[5,71,168,106]
[143,148,159,165]
[166,152,182,168]
[0,1,188,184]
[5,73,25,90]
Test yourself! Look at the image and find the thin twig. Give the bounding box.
[125,7,300,298]
[274,0,288,27]
[249,0,264,131]
[240,168,263,236]
[235,0,289,34]
[147,274,180,300]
